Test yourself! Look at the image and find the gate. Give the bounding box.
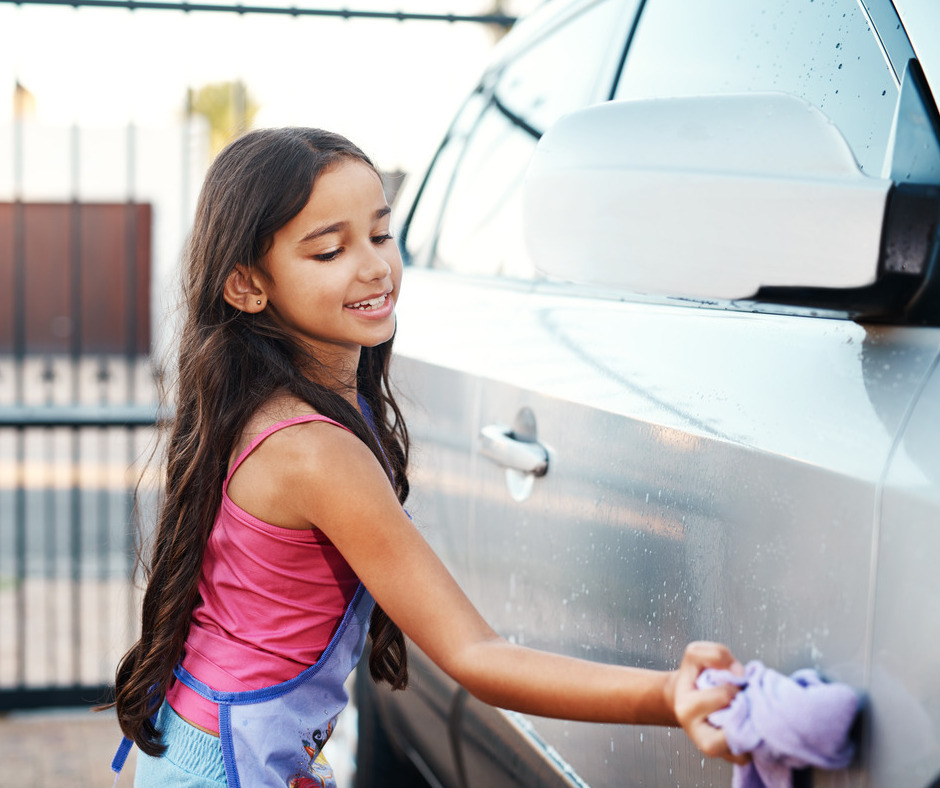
[0,189,160,708]
[0,1,516,710]
[0,357,159,709]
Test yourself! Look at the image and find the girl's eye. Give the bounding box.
[314,248,342,262]
[372,233,394,245]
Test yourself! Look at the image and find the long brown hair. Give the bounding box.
[114,128,409,756]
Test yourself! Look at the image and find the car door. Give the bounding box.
[391,0,940,786]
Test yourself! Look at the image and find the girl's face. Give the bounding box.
[260,158,403,370]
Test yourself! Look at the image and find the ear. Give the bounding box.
[223,265,267,313]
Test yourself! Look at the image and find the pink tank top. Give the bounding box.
[165,414,360,734]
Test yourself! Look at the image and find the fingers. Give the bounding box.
[684,683,740,718]
[682,640,742,675]
[685,715,736,760]
[672,642,739,706]
[673,641,747,765]
[674,681,738,739]
[678,687,746,764]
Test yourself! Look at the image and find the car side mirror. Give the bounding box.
[524,88,940,323]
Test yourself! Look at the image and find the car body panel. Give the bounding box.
[391,270,940,785]
[868,357,940,787]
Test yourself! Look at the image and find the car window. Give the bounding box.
[431,105,538,278]
[615,0,899,175]
[418,0,639,278]
[494,0,632,136]
[400,91,488,269]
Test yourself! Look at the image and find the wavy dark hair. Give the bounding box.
[113,128,410,756]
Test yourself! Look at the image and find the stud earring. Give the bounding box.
[256,300,262,306]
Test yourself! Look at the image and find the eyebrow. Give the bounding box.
[298,206,392,244]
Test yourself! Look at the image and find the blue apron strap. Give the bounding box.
[110,686,161,783]
[173,663,226,701]
[218,702,241,788]
[111,735,134,784]
[173,664,242,787]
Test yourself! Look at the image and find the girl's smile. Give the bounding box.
[345,290,394,316]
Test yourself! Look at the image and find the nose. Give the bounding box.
[360,245,393,283]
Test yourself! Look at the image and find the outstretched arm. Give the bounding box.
[257,421,744,763]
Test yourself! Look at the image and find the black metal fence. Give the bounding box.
[0,357,160,710]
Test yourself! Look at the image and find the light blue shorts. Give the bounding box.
[133,701,227,787]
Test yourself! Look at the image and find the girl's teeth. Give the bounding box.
[349,295,386,310]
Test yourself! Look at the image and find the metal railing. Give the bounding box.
[0,356,160,710]
[0,0,518,25]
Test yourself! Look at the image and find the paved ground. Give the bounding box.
[0,706,134,787]
[0,703,358,787]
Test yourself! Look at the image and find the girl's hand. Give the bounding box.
[666,641,750,765]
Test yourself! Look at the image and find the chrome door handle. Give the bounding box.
[479,424,549,477]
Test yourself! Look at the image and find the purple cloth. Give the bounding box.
[696,660,859,788]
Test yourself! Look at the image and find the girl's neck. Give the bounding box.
[307,373,360,412]
[298,345,361,408]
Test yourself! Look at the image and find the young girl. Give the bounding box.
[113,127,745,787]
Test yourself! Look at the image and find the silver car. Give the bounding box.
[355,0,940,785]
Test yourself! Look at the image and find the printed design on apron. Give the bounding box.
[291,717,336,788]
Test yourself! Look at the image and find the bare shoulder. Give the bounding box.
[227,393,383,530]
[239,392,319,440]
[260,410,373,476]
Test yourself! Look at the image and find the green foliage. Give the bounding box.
[188,81,259,155]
